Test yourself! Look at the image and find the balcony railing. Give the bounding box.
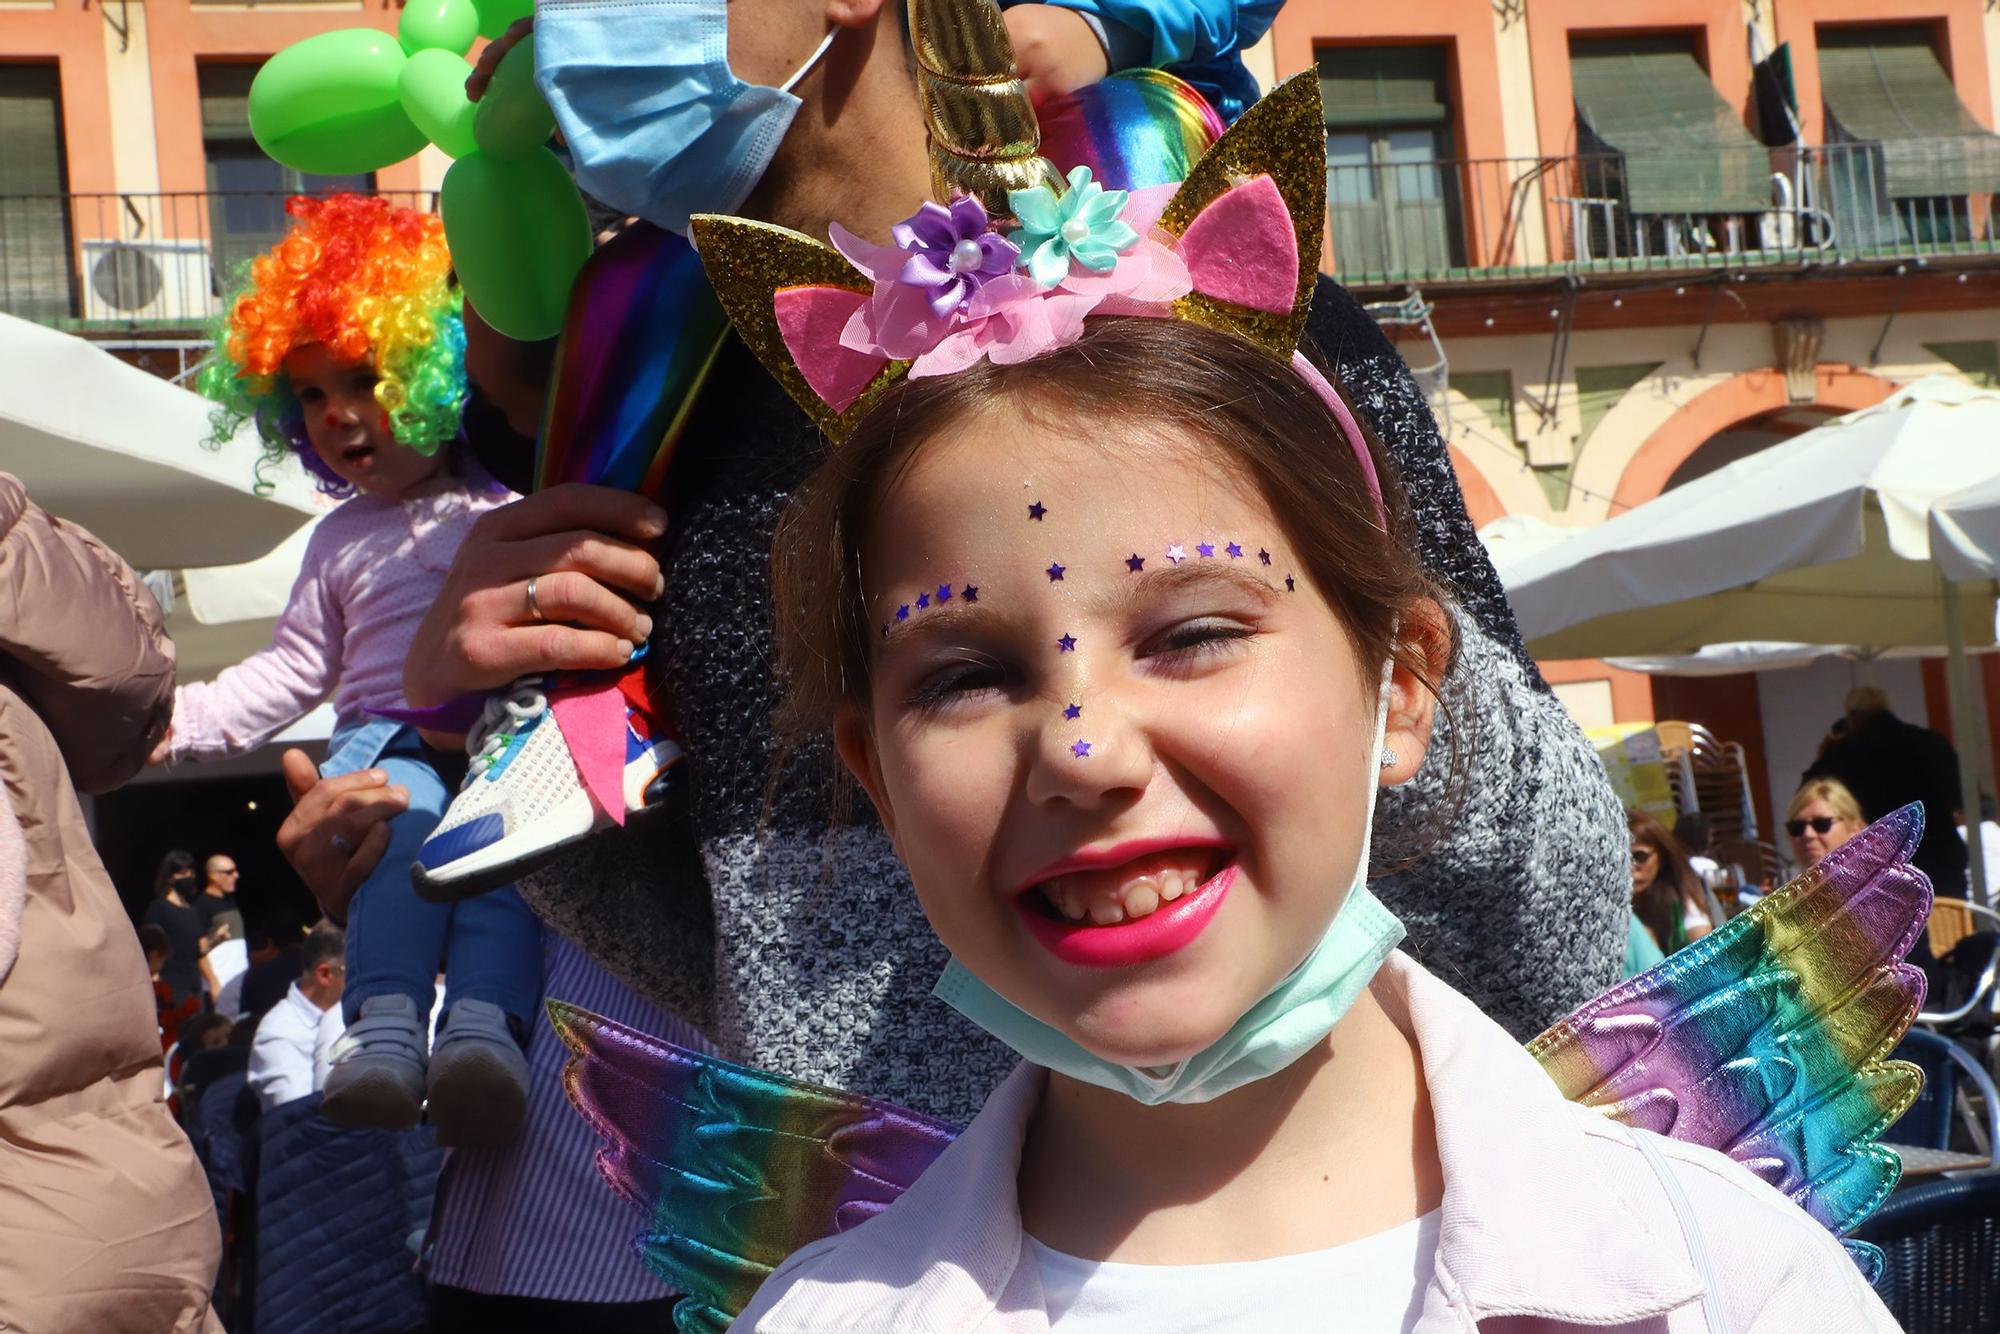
[0,190,438,331]
[1,146,1994,330]
[1324,140,1996,286]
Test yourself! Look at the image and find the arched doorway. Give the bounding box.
[1660,402,1852,491]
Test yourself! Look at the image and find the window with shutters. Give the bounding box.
[200,64,374,288]
[1316,45,1463,281]
[1817,25,2000,247]
[0,64,75,322]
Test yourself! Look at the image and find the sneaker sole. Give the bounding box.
[321,1065,425,1132]
[427,1043,529,1150]
[410,787,602,903]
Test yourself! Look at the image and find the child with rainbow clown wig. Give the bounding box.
[673,81,1902,1332]
[164,194,540,1147]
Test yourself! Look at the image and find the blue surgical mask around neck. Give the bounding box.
[934,660,1407,1106]
[535,3,837,234]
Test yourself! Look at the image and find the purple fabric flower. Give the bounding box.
[891,197,1021,320]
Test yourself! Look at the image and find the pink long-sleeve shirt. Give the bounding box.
[169,465,516,762]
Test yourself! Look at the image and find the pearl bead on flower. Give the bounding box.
[949,238,985,274]
[1060,219,1092,245]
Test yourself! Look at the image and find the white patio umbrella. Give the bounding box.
[1499,375,2000,903]
[0,312,319,568]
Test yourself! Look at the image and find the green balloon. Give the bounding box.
[472,0,534,42]
[472,35,555,161]
[398,0,479,56]
[442,148,591,341]
[399,50,479,158]
[250,30,428,175]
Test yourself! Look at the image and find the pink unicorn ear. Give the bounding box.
[1155,72,1326,357]
[689,215,910,441]
[773,287,888,414]
[1177,175,1297,316]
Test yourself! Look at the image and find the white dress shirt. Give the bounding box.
[249,982,340,1110]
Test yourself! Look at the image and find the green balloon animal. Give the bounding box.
[247,0,590,341]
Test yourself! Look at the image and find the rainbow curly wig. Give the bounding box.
[197,193,466,495]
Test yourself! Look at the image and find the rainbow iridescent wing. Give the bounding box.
[1529,804,1931,1243]
[548,1002,960,1334]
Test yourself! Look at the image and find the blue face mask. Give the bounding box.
[535,3,836,234]
[934,661,1407,1106]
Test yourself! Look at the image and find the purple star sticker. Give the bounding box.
[1063,702,1081,720]
[1028,502,1047,521]
[916,591,931,610]
[1057,633,1077,652]
[1046,562,1065,581]
[937,583,952,602]
[1226,542,1244,558]
[1285,574,1296,592]
[1126,553,1145,572]
[895,604,910,621]
[963,585,979,602]
[1258,549,1272,565]
[1070,739,1092,759]
[1196,542,1215,558]
[1166,543,1187,565]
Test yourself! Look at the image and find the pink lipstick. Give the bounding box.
[1019,863,1236,968]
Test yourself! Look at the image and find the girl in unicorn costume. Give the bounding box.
[166,195,544,1147]
[550,78,1917,1333]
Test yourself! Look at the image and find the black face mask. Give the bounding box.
[171,873,196,889]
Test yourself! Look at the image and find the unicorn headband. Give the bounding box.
[689,59,1383,515]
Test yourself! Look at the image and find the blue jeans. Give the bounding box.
[323,720,541,1028]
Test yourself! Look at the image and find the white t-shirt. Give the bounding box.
[1029,1210,1441,1331]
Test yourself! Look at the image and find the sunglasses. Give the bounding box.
[1786,816,1838,838]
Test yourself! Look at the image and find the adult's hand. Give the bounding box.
[403,484,666,710]
[465,16,534,103]
[275,749,409,925]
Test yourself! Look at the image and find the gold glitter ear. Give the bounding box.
[687,215,911,443]
[1157,72,1327,358]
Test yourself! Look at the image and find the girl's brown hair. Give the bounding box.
[1627,807,1706,952]
[772,316,1461,781]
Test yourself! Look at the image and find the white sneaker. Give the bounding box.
[411,676,682,902]
[425,1000,529,1150]
[321,994,427,1131]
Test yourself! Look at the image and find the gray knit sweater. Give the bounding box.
[520,280,1627,1124]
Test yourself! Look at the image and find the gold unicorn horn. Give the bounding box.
[907,0,1065,219]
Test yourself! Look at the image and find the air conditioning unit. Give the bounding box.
[79,238,218,324]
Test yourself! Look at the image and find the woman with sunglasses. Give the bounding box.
[1627,807,1715,953]
[1786,778,1867,871]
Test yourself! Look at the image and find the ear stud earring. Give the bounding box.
[1379,747,1399,770]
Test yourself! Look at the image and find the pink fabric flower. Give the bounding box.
[829,185,1192,377]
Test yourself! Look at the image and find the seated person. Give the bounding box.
[248,923,345,1111]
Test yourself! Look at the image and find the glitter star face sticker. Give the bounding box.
[1166,543,1187,565]
[915,590,931,610]
[1226,542,1244,559]
[1196,541,1215,558]
[937,583,952,602]
[1126,553,1144,572]
[1070,739,1092,758]
[1057,633,1077,652]
[1285,574,1296,592]
[895,604,910,621]
[1063,702,1081,719]
[1258,549,1272,565]
[1046,562,1065,582]
[963,585,979,602]
[1028,502,1047,521]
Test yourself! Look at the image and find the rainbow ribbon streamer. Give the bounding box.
[535,223,733,496]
